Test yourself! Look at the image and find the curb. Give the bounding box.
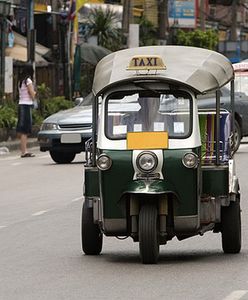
[0,138,39,153]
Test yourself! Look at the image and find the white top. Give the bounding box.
[18,78,34,105]
[93,45,234,95]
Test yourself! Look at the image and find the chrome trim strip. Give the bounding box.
[229,159,239,194]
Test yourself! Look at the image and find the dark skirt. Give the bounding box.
[16,104,32,134]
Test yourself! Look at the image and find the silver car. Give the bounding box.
[38,94,93,163]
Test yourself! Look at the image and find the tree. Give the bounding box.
[87,7,123,51]
[139,16,157,46]
[176,29,219,50]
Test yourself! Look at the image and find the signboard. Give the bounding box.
[168,0,196,28]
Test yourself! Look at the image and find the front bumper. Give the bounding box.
[38,132,92,153]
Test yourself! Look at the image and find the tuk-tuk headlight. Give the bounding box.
[137,151,158,173]
[97,154,112,170]
[182,152,199,169]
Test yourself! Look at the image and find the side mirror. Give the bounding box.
[74,97,84,106]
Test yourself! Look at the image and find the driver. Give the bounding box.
[123,97,163,132]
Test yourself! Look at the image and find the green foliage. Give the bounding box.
[40,96,73,119]
[139,16,157,46]
[176,29,219,50]
[37,83,52,100]
[0,83,73,130]
[32,109,44,126]
[0,105,17,129]
[36,83,73,120]
[88,7,124,51]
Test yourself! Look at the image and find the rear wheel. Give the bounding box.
[221,198,241,253]
[232,120,241,153]
[81,201,102,255]
[139,204,159,264]
[49,150,76,164]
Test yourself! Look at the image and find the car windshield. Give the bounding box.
[105,91,192,140]
[78,93,94,106]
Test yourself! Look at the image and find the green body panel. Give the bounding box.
[99,150,134,219]
[202,167,229,196]
[99,148,199,219]
[162,149,199,216]
[84,167,100,198]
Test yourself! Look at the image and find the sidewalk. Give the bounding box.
[0,137,39,154]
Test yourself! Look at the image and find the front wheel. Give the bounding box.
[49,151,76,164]
[81,201,102,255]
[139,204,159,264]
[221,197,241,254]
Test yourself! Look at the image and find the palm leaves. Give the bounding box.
[88,7,123,51]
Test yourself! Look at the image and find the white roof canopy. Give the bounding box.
[93,46,234,95]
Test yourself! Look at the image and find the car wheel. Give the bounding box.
[49,151,76,164]
[232,120,241,153]
[221,197,241,254]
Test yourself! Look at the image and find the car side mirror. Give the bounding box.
[74,97,84,106]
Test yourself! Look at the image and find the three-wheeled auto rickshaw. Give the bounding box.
[81,46,241,264]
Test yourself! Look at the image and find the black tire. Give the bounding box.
[49,151,76,164]
[221,198,241,254]
[139,204,159,264]
[81,201,102,255]
[232,120,241,154]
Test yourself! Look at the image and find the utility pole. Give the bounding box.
[51,0,59,96]
[200,0,205,31]
[122,0,131,40]
[0,1,11,103]
[230,0,237,41]
[27,0,36,84]
[158,0,169,44]
[0,14,6,103]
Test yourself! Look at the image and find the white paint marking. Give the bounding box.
[39,155,50,159]
[11,162,22,166]
[32,210,48,216]
[223,290,248,300]
[71,197,83,202]
[1,156,20,161]
[0,225,7,229]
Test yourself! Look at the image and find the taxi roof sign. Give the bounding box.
[127,55,166,71]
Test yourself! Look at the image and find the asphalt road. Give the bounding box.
[0,144,248,300]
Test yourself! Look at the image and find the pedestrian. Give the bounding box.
[16,65,36,158]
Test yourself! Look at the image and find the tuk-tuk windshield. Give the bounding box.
[105,91,192,139]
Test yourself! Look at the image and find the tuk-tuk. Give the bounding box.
[81,46,241,264]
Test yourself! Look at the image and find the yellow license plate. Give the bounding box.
[127,132,168,150]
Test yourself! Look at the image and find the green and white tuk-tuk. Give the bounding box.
[81,46,241,264]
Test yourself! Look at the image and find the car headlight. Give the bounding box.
[136,151,158,173]
[96,154,112,171]
[40,123,58,131]
[182,152,199,169]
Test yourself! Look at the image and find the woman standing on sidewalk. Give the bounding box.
[16,65,36,158]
